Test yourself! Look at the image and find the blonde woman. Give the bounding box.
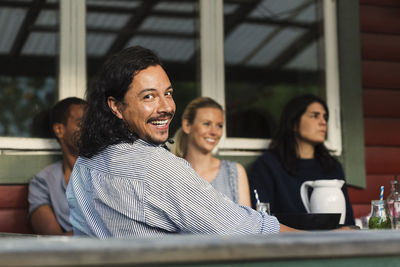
[172,97,251,206]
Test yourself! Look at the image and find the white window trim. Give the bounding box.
[0,0,86,151]
[323,0,342,156]
[59,0,86,100]
[200,0,342,156]
[0,137,59,151]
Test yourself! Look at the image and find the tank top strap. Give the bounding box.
[222,160,239,204]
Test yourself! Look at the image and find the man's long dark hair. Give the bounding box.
[79,46,162,158]
[269,94,336,175]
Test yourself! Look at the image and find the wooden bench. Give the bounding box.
[0,185,33,234]
[0,179,373,233]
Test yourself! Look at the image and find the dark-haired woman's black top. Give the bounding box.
[249,151,355,225]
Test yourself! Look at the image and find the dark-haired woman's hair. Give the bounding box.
[79,46,162,158]
[172,97,223,158]
[269,94,336,175]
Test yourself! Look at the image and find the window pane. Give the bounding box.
[86,0,200,137]
[0,1,59,138]
[224,0,325,138]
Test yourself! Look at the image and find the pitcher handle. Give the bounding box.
[300,181,314,213]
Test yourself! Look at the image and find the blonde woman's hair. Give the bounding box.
[172,97,223,158]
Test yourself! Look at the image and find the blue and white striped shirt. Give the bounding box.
[66,139,280,238]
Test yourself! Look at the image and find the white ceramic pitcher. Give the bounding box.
[300,179,346,224]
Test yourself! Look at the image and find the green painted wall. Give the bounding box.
[0,154,61,184]
[337,0,366,188]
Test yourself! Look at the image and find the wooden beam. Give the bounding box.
[267,25,320,69]
[0,0,55,9]
[240,0,315,65]
[187,0,261,65]
[225,65,320,84]
[245,17,316,29]
[105,0,158,57]
[31,24,196,39]
[223,0,261,35]
[0,55,319,85]
[10,0,46,57]
[0,56,56,76]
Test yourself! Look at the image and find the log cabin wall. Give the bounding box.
[348,0,400,218]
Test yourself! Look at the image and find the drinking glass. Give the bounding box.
[256,202,270,215]
[368,200,392,229]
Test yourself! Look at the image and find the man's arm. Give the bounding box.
[143,152,282,234]
[30,205,73,236]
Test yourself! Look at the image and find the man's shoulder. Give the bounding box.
[33,161,63,181]
[75,140,190,175]
[134,140,191,169]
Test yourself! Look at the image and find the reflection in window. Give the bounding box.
[86,0,200,137]
[224,0,324,139]
[0,1,58,138]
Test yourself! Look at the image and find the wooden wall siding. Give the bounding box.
[348,175,393,203]
[354,1,400,218]
[0,209,31,233]
[0,185,28,209]
[360,0,400,7]
[362,61,400,89]
[363,89,400,118]
[364,118,400,145]
[350,204,371,218]
[365,147,400,174]
[360,5,400,34]
[349,174,394,218]
[361,33,400,61]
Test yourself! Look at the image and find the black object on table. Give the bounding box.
[274,213,341,230]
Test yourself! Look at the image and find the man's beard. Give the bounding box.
[144,131,169,145]
[133,111,174,145]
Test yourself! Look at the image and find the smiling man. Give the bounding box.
[107,64,174,145]
[67,46,296,238]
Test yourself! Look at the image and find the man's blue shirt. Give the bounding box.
[67,139,280,238]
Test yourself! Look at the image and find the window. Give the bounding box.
[0,0,340,156]
[200,0,341,155]
[0,0,86,150]
[0,0,59,149]
[86,0,201,136]
[224,0,325,139]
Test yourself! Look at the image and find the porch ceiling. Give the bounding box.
[0,0,321,81]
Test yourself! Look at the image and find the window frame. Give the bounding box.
[0,0,86,151]
[1,0,341,155]
[200,0,342,156]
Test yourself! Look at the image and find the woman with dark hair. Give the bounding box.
[172,97,251,206]
[249,94,355,225]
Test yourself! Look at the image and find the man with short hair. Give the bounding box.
[28,97,87,235]
[67,46,295,238]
